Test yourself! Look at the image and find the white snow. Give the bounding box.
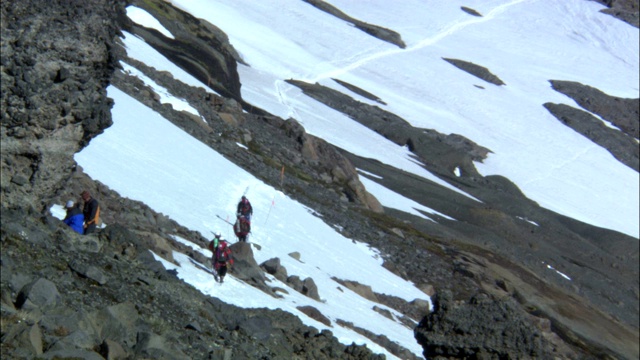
[517,216,539,227]
[545,263,572,281]
[121,62,201,118]
[126,6,174,39]
[72,86,429,359]
[120,30,220,95]
[356,168,383,180]
[359,177,456,222]
[167,0,638,238]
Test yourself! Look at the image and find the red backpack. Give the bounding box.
[216,241,233,264]
[234,217,250,235]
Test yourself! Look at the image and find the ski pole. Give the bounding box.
[216,214,234,226]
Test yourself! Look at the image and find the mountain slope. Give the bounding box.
[1,0,638,359]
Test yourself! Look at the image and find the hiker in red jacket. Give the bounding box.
[236,195,253,221]
[212,240,233,283]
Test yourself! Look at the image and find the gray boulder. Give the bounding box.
[16,278,62,311]
[229,242,270,293]
[1,322,43,356]
[260,257,288,283]
[134,331,190,360]
[302,277,320,301]
[414,291,553,359]
[90,302,139,348]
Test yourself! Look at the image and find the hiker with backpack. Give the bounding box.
[211,239,233,283]
[81,190,100,235]
[233,214,251,242]
[236,195,253,221]
[63,200,84,234]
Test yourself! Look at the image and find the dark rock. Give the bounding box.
[2,322,43,356]
[41,348,105,360]
[286,79,491,181]
[549,80,639,140]
[287,275,304,293]
[238,316,274,341]
[302,0,406,48]
[303,277,321,300]
[333,278,378,303]
[0,0,120,211]
[91,302,139,348]
[260,257,289,282]
[332,78,386,105]
[49,329,96,352]
[372,305,394,321]
[593,0,640,27]
[68,260,108,285]
[16,278,62,311]
[7,272,33,293]
[297,305,332,327]
[543,102,639,171]
[337,319,422,360]
[185,321,202,332]
[443,58,505,85]
[10,174,28,186]
[461,6,482,16]
[209,347,233,360]
[134,331,190,360]
[414,291,554,359]
[98,339,128,360]
[127,0,243,101]
[228,242,271,293]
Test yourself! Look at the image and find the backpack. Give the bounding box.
[241,203,251,215]
[238,199,252,216]
[240,218,250,233]
[217,249,229,263]
[95,206,102,227]
[234,217,250,235]
[216,243,230,263]
[208,238,219,251]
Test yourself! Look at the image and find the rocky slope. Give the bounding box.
[2,0,639,359]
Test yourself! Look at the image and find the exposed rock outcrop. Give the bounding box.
[549,80,639,140]
[442,58,506,86]
[302,0,406,48]
[593,0,640,28]
[461,6,483,17]
[543,102,639,171]
[414,291,555,359]
[285,78,492,180]
[1,207,389,359]
[125,0,244,101]
[0,0,122,212]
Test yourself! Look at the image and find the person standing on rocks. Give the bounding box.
[233,214,251,242]
[63,200,84,234]
[212,239,233,283]
[81,190,100,235]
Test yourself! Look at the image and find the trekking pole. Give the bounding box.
[263,166,284,226]
[263,196,275,225]
[216,214,234,226]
